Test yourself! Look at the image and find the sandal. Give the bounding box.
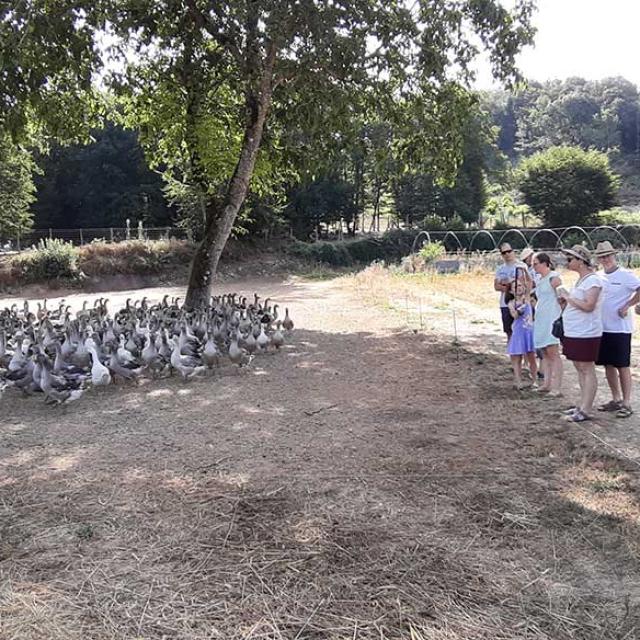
[562,406,578,415]
[597,400,623,412]
[616,406,634,419]
[564,410,592,423]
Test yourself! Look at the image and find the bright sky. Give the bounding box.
[474,0,640,89]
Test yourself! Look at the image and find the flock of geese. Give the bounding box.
[0,293,294,405]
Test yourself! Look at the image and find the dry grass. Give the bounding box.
[2,275,640,639]
[78,239,196,276]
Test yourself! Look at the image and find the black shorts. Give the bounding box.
[501,307,514,334]
[596,332,632,368]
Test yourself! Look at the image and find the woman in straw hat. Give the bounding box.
[593,241,640,418]
[557,245,604,422]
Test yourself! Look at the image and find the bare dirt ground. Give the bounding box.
[1,271,640,639]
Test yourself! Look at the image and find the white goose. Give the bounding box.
[88,343,112,387]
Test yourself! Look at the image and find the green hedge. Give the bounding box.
[288,229,420,266]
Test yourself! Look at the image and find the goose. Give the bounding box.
[170,343,205,380]
[201,331,221,369]
[229,334,251,368]
[0,330,8,366]
[271,321,285,350]
[256,325,270,352]
[141,334,159,366]
[124,332,140,356]
[282,308,294,332]
[1,289,293,404]
[108,352,143,384]
[116,335,137,365]
[60,330,76,360]
[244,330,257,355]
[38,356,84,404]
[53,342,86,376]
[5,360,37,395]
[36,299,48,322]
[87,343,112,387]
[72,333,91,368]
[8,338,27,371]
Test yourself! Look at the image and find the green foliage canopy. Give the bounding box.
[32,124,175,229]
[485,77,640,157]
[1,0,536,304]
[516,146,619,227]
[0,133,36,237]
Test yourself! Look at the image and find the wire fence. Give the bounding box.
[3,222,640,256]
[409,224,640,253]
[0,226,190,253]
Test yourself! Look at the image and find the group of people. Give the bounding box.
[494,241,640,423]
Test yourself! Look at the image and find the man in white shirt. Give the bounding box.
[594,241,640,418]
[494,243,528,340]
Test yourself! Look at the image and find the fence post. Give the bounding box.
[17,234,21,251]
[79,229,84,245]
[110,227,114,242]
[49,228,53,240]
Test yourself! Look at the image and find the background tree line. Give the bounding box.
[4,75,639,242]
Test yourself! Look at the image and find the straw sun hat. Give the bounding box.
[592,241,618,258]
[560,244,593,265]
[520,247,534,261]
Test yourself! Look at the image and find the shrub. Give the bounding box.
[78,239,195,276]
[12,239,80,282]
[517,146,619,227]
[419,216,447,231]
[418,241,445,263]
[344,238,385,263]
[595,207,640,226]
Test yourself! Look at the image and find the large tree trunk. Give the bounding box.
[184,45,276,310]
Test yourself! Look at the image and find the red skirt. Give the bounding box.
[561,336,601,362]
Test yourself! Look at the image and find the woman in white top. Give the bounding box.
[557,245,604,422]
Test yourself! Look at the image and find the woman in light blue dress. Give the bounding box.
[533,252,564,395]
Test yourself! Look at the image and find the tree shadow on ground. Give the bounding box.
[1,326,640,639]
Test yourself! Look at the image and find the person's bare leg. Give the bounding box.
[579,362,598,415]
[619,367,633,408]
[551,346,563,394]
[526,352,538,381]
[605,365,623,403]
[543,345,562,394]
[511,355,523,388]
[572,362,583,412]
[538,355,550,390]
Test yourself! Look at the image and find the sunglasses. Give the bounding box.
[501,249,513,255]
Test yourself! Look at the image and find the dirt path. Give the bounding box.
[373,272,640,467]
[1,275,640,639]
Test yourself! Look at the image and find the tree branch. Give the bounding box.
[184,0,244,66]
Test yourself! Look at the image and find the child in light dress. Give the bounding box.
[507,279,538,389]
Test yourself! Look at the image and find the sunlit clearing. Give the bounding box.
[147,389,173,398]
[216,472,250,487]
[561,467,640,521]
[2,450,38,466]
[290,517,327,544]
[47,454,81,472]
